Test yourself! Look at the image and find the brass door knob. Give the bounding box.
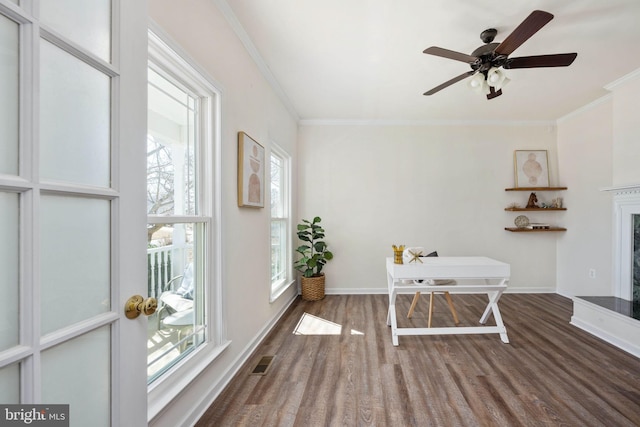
[125,295,157,319]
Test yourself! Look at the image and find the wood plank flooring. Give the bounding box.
[196,294,640,426]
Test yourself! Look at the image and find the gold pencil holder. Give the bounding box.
[392,245,405,264]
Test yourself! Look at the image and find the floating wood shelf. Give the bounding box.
[505,207,567,211]
[505,227,567,232]
[505,187,567,232]
[505,187,567,191]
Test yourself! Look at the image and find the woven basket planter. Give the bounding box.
[301,274,325,301]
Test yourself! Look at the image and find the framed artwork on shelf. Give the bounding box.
[514,150,550,188]
[238,131,265,208]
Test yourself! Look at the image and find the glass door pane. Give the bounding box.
[40,195,110,334]
[40,40,111,187]
[41,326,110,427]
[39,0,112,62]
[0,364,20,404]
[0,14,19,175]
[0,192,19,351]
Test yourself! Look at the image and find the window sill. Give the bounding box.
[270,279,295,303]
[147,339,231,421]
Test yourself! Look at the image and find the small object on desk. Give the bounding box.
[514,215,530,228]
[408,249,423,263]
[392,244,405,264]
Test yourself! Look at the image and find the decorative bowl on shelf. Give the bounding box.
[514,215,530,228]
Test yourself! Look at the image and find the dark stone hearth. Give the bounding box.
[577,296,640,321]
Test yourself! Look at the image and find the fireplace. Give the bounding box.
[611,185,640,302]
[571,186,640,358]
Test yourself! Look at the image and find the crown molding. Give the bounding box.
[213,0,299,122]
[604,67,640,91]
[556,93,612,124]
[298,119,555,127]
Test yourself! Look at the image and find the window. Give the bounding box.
[270,145,292,300]
[146,29,225,413]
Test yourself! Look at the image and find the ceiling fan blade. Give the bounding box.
[494,10,554,56]
[423,46,479,64]
[423,71,475,96]
[505,53,577,69]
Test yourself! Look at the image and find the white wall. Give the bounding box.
[556,70,640,298]
[556,100,614,297]
[298,123,560,293]
[149,1,298,426]
[611,72,640,186]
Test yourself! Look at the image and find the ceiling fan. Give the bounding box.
[423,10,577,99]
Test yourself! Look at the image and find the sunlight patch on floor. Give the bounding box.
[293,312,364,336]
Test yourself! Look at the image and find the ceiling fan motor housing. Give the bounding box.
[480,28,497,43]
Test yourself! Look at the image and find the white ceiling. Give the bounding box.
[221,0,640,123]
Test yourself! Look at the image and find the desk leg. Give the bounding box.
[386,276,399,346]
[479,289,509,344]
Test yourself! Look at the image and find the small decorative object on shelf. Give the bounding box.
[527,223,551,230]
[514,215,530,228]
[526,192,538,208]
[392,245,405,264]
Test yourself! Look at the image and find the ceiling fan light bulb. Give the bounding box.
[487,67,503,83]
[496,76,510,91]
[468,73,487,93]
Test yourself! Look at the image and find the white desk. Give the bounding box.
[386,257,510,346]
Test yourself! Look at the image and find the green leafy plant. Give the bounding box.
[294,216,333,278]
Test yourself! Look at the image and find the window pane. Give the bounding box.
[147,72,197,215]
[40,196,110,335]
[0,192,19,351]
[41,327,110,427]
[0,363,19,404]
[0,14,19,175]
[40,0,111,62]
[270,150,289,294]
[147,222,205,382]
[270,154,283,217]
[40,40,111,187]
[271,220,286,284]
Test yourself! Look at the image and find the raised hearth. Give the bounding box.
[572,296,640,358]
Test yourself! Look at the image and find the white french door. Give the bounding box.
[0,1,148,426]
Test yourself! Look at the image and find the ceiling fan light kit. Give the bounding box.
[423,10,577,100]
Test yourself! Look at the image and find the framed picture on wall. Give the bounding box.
[514,150,550,188]
[238,131,265,208]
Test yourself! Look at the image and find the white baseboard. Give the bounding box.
[324,287,555,295]
[185,293,298,426]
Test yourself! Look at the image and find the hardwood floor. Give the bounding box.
[196,294,640,426]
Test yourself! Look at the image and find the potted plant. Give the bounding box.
[294,216,333,301]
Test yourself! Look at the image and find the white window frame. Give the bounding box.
[146,26,228,420]
[269,144,293,302]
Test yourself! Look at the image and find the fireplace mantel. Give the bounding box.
[601,183,640,193]
[601,184,640,300]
